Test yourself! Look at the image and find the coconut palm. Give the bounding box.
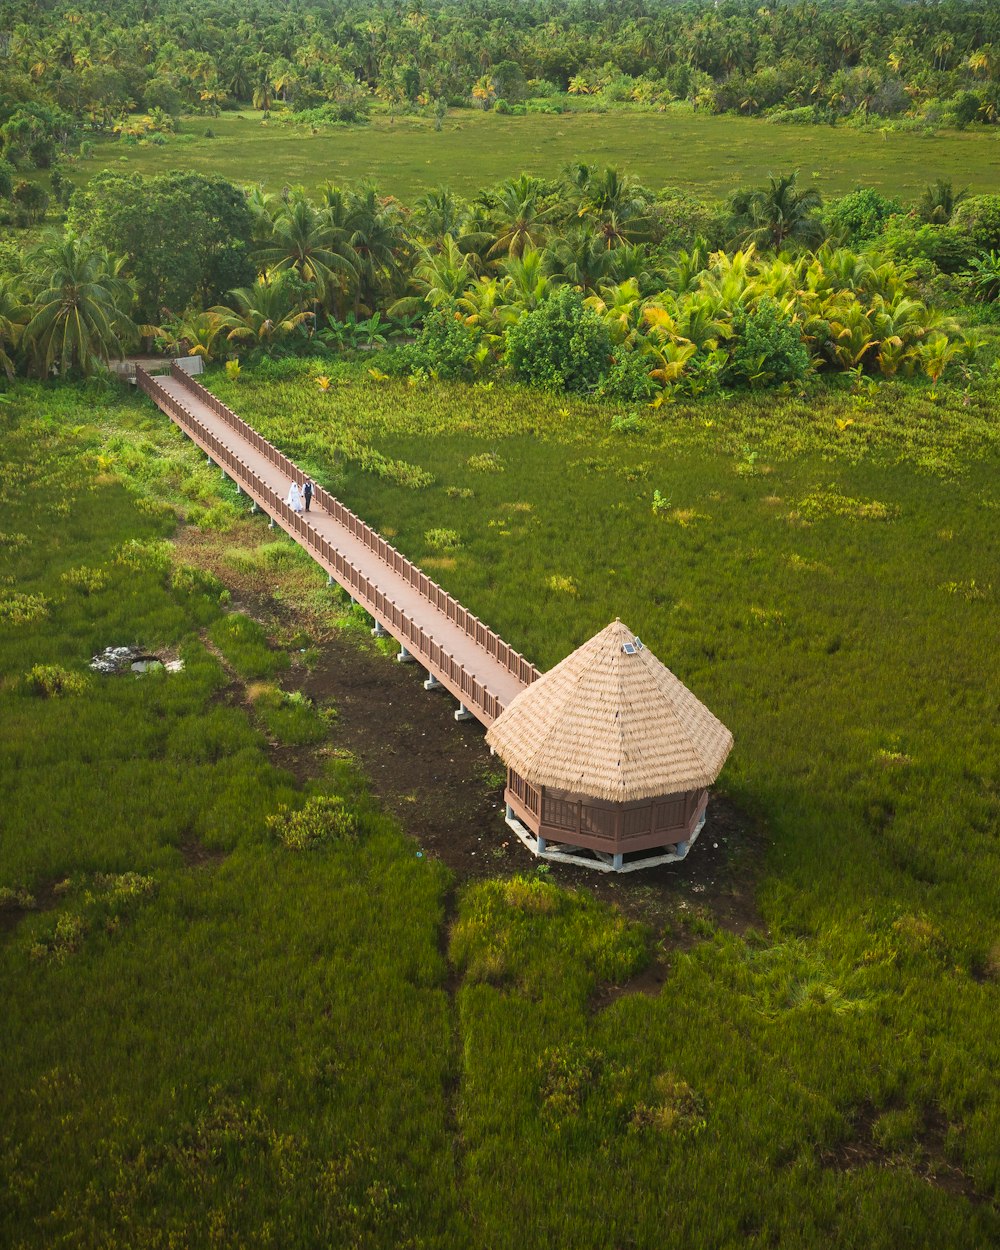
[159,309,227,362]
[917,179,968,225]
[0,275,28,378]
[388,237,472,317]
[212,270,313,355]
[258,199,357,313]
[920,331,961,388]
[344,183,409,316]
[22,235,136,377]
[965,251,1000,302]
[544,229,615,291]
[584,278,645,344]
[487,174,552,260]
[730,172,825,251]
[499,248,556,312]
[577,167,651,248]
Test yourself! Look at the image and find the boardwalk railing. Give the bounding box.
[136,365,540,725]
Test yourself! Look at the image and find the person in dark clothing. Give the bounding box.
[303,478,313,512]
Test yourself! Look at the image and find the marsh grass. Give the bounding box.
[207,359,1000,1243]
[3,365,999,1248]
[0,387,464,1249]
[69,110,1000,201]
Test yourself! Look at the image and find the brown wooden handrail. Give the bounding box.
[138,366,536,725]
[165,365,542,692]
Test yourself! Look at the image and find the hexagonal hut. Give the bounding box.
[485,620,733,872]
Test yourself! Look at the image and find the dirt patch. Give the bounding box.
[297,634,507,870]
[178,836,228,869]
[820,1101,990,1205]
[589,957,672,1014]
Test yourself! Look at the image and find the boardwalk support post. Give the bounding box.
[236,483,242,495]
[327,574,334,587]
[423,673,442,691]
[612,852,624,870]
[537,835,547,854]
[372,621,387,638]
[454,703,474,721]
[268,517,275,530]
[397,646,415,663]
[251,501,258,514]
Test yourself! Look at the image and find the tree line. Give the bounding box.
[0,0,998,138]
[0,166,997,395]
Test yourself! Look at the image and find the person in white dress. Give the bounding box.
[285,482,304,513]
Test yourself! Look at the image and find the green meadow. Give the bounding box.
[74,109,1000,200]
[2,366,999,1247]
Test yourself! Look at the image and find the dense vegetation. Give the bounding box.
[2,164,999,400]
[1,0,999,136]
[2,362,998,1247]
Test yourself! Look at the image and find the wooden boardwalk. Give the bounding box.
[136,364,539,726]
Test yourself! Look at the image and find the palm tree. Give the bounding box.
[917,180,968,225]
[0,275,28,378]
[499,249,556,312]
[258,199,357,313]
[388,237,472,317]
[344,183,409,316]
[22,236,136,377]
[412,186,467,244]
[544,229,614,291]
[487,174,552,260]
[159,309,226,362]
[730,172,825,252]
[212,271,313,356]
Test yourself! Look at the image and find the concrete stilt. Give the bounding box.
[206,454,213,465]
[612,853,624,871]
[371,621,387,638]
[268,517,275,530]
[397,646,415,663]
[251,501,258,513]
[236,483,242,495]
[454,703,474,721]
[327,574,334,587]
[537,835,547,854]
[423,673,442,691]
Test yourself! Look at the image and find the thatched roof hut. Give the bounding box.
[486,620,733,871]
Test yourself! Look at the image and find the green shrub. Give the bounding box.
[951,195,1000,255]
[823,188,903,245]
[0,593,50,625]
[505,287,612,393]
[424,527,462,549]
[61,565,108,594]
[722,297,809,388]
[596,344,658,401]
[397,307,480,380]
[267,794,358,849]
[878,220,975,274]
[25,665,89,697]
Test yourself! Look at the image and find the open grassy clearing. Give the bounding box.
[3,370,999,1247]
[73,109,1000,201]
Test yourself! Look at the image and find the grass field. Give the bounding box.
[72,109,1000,201]
[3,369,1000,1247]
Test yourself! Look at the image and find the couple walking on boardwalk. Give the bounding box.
[285,477,313,515]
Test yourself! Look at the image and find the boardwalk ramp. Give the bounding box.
[136,364,539,726]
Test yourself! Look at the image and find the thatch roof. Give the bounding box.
[486,620,733,803]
